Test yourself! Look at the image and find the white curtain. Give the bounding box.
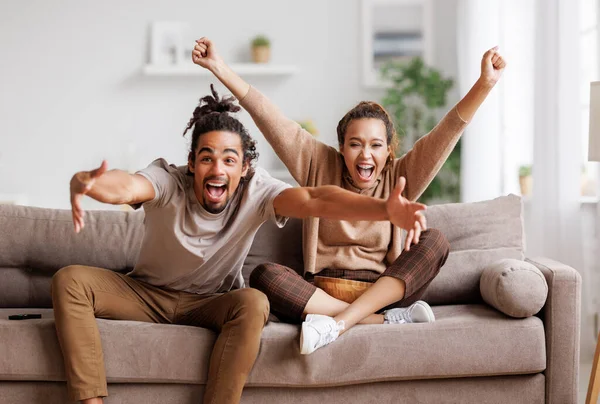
[528,1,583,272]
[457,0,583,273]
[457,0,536,200]
[528,0,589,353]
[457,0,502,203]
[458,0,590,353]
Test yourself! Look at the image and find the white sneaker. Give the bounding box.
[300,314,345,355]
[383,300,435,324]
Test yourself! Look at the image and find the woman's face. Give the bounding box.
[340,118,391,190]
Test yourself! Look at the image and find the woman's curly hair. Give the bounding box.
[183,84,258,179]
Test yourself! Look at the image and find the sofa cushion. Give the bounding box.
[0,205,144,273]
[241,218,304,286]
[421,195,525,304]
[0,268,53,308]
[0,196,523,308]
[480,259,548,318]
[0,305,545,385]
[0,205,304,308]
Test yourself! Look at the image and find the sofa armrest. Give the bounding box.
[527,257,581,404]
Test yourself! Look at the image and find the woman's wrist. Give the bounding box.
[209,59,228,77]
[476,76,496,90]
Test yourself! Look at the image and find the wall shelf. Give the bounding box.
[142,63,299,77]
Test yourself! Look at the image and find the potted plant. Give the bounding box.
[519,165,532,196]
[298,120,319,137]
[251,35,271,64]
[381,57,456,204]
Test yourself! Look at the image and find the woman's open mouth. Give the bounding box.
[356,164,374,182]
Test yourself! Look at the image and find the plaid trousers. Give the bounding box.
[249,228,450,323]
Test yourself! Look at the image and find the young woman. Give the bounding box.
[191,37,506,354]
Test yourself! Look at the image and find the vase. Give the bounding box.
[252,46,270,63]
[519,175,532,196]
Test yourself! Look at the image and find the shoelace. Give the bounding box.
[385,308,410,324]
[313,320,345,347]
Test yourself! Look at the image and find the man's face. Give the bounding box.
[188,131,248,214]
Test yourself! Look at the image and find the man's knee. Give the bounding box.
[230,288,270,323]
[52,265,83,296]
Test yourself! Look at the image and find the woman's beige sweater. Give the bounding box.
[240,87,468,275]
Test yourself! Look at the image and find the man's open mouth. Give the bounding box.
[205,181,227,202]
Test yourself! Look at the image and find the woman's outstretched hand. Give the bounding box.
[480,46,507,87]
[192,37,224,71]
[386,177,428,251]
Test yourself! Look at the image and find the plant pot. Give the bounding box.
[313,276,371,304]
[519,175,532,196]
[252,46,270,63]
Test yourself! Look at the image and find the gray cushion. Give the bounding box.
[480,259,548,318]
[0,268,53,308]
[421,195,525,305]
[0,205,303,308]
[0,205,144,272]
[241,218,304,286]
[0,305,545,385]
[0,195,524,308]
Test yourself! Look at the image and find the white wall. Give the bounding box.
[0,0,459,209]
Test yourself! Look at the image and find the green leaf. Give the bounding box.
[380,57,458,204]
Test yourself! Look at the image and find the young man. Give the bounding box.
[52,86,427,404]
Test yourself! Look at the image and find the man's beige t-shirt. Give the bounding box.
[128,158,290,295]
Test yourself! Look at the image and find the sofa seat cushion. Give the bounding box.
[0,305,545,386]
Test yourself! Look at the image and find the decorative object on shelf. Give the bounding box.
[251,35,271,64]
[361,0,433,87]
[297,120,319,137]
[0,194,28,205]
[381,57,456,204]
[518,165,532,197]
[149,21,190,66]
[581,164,597,197]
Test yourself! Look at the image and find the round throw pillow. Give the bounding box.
[480,258,548,318]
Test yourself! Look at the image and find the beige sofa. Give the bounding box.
[0,195,580,403]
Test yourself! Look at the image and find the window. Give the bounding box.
[581,0,599,197]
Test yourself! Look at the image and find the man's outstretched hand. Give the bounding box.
[70,160,108,233]
[386,177,428,251]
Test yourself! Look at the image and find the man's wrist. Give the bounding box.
[381,199,390,221]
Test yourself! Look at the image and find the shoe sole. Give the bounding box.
[415,300,435,322]
[300,322,312,355]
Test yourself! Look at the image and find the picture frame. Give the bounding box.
[361,0,433,87]
[149,21,190,66]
